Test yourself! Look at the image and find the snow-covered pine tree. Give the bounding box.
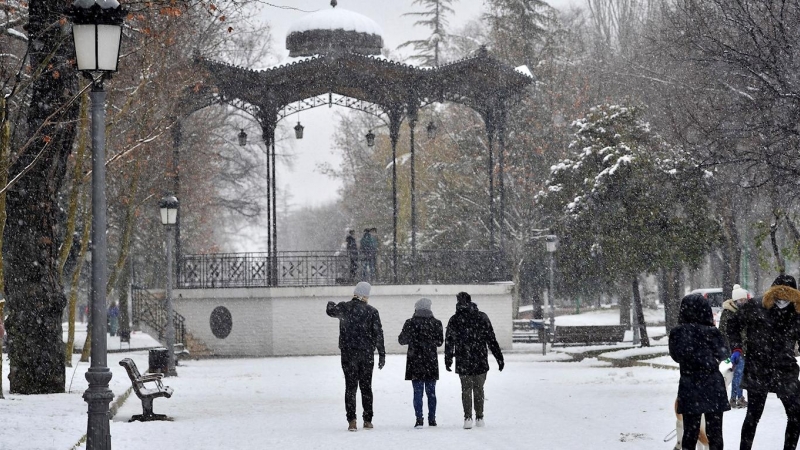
[398,0,456,67]
[537,104,719,346]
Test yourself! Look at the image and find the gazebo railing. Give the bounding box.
[177,250,507,288]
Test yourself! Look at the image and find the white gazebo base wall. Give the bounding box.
[173,283,513,357]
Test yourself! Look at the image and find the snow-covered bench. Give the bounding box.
[512,319,549,343]
[552,325,626,346]
[119,358,174,422]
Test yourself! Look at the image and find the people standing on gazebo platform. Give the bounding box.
[346,229,358,282]
[360,229,376,282]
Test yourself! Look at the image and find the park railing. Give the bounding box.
[176,250,507,288]
[131,286,186,346]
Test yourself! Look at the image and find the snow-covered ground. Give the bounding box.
[1,342,796,449]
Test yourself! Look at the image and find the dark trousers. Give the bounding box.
[341,351,374,422]
[740,390,800,450]
[682,412,723,450]
[459,373,487,419]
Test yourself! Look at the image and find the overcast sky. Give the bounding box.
[255,0,582,212]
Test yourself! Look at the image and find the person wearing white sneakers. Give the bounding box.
[444,292,504,429]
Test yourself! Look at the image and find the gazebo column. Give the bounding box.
[408,106,418,283]
[497,106,507,254]
[389,109,402,284]
[484,113,496,249]
[261,120,276,286]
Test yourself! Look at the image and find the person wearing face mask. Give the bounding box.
[727,274,800,450]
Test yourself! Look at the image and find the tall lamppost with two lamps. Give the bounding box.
[66,0,126,448]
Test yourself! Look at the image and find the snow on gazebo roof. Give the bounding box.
[286,2,384,57]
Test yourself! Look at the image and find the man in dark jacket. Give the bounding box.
[326,281,386,432]
[444,291,504,429]
[399,297,444,428]
[727,274,800,450]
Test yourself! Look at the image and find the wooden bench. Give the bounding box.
[119,358,174,422]
[512,319,550,343]
[552,325,626,346]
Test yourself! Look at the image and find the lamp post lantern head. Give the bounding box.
[366,129,376,147]
[426,121,437,140]
[545,235,558,253]
[294,121,305,139]
[159,195,179,226]
[67,0,127,74]
[238,129,247,146]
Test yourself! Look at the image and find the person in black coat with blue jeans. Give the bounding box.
[399,297,444,428]
[727,274,800,450]
[669,293,730,450]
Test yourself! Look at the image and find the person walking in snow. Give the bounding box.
[107,301,120,337]
[727,274,800,450]
[444,291,504,429]
[359,229,376,282]
[398,297,444,428]
[326,281,386,432]
[717,284,750,409]
[669,293,730,450]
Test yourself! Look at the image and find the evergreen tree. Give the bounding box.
[537,105,719,345]
[484,0,558,69]
[398,0,456,66]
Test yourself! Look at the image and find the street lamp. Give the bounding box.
[366,129,376,147]
[159,195,179,377]
[294,121,304,139]
[545,235,558,354]
[67,0,126,448]
[238,129,247,146]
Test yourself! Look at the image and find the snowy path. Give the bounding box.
[1,349,793,449]
[103,354,785,450]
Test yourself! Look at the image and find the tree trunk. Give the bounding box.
[65,194,90,367]
[660,268,682,333]
[4,0,80,394]
[632,275,649,347]
[118,260,131,339]
[720,196,741,299]
[619,282,631,326]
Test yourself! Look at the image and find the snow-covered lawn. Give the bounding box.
[1,346,795,449]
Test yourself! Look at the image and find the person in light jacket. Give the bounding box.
[399,297,443,428]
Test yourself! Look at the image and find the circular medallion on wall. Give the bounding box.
[210,306,232,339]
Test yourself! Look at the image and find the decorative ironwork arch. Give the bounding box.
[190,44,532,284]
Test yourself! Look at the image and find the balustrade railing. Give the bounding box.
[177,250,507,288]
[131,287,186,346]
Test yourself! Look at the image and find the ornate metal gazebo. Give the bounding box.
[184,1,532,286]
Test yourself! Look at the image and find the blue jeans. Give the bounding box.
[412,380,437,420]
[732,356,745,400]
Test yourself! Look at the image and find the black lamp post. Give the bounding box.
[294,121,304,139]
[238,129,247,146]
[426,121,437,140]
[366,129,375,147]
[159,195,179,377]
[66,0,126,448]
[545,235,558,355]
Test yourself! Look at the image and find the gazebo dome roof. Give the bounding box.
[286,3,384,57]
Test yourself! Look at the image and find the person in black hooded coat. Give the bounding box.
[398,297,443,428]
[727,274,800,450]
[669,293,730,450]
[444,292,504,429]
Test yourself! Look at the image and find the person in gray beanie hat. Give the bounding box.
[327,281,385,431]
[399,298,443,428]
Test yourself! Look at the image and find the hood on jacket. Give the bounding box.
[722,299,739,313]
[763,284,800,313]
[679,293,714,326]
